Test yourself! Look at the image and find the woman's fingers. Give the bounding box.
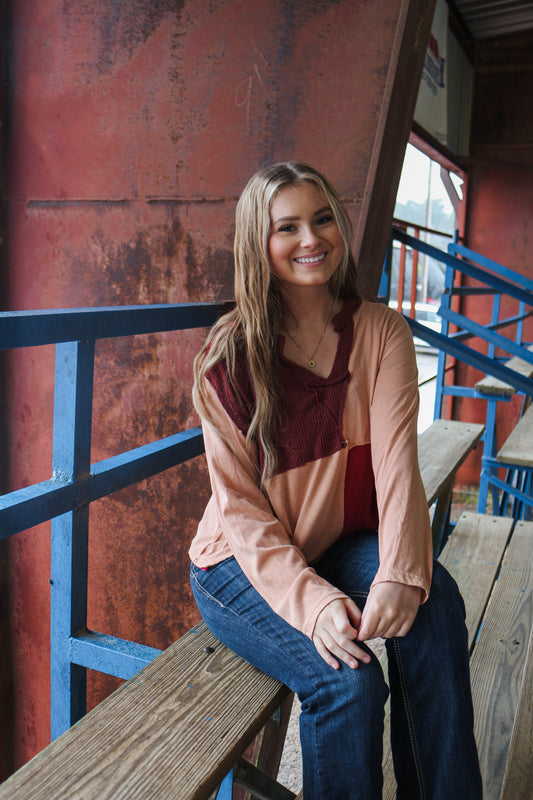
[312,598,371,670]
[313,633,341,670]
[358,582,421,641]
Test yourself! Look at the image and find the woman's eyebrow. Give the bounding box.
[272,206,332,225]
[273,214,299,224]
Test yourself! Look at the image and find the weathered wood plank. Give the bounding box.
[475,346,533,397]
[439,513,513,650]
[382,512,512,799]
[497,403,533,468]
[499,624,533,800]
[470,520,533,800]
[0,623,289,800]
[417,420,484,507]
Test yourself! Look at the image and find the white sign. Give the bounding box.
[414,0,448,145]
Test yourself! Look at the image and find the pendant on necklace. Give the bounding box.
[307,359,316,368]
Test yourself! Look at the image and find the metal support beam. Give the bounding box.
[50,340,94,737]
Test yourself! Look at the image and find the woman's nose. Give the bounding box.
[301,225,321,247]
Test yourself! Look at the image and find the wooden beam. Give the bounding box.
[355,0,437,297]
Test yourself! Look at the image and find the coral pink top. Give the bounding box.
[189,300,432,638]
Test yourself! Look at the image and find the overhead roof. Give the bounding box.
[452,0,533,39]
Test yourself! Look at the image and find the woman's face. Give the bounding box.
[268,182,344,292]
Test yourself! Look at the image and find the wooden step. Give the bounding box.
[382,512,513,799]
[497,403,533,468]
[475,346,533,397]
[470,520,533,800]
[499,624,533,800]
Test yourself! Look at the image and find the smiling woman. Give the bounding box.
[268,184,344,287]
[268,183,345,376]
[189,161,482,800]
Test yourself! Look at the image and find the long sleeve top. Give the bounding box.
[189,299,433,639]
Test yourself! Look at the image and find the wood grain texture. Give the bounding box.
[497,404,533,467]
[499,625,533,800]
[475,347,533,396]
[418,420,484,507]
[0,623,289,800]
[439,513,513,650]
[470,520,533,800]
[382,512,511,800]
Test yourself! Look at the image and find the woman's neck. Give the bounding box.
[281,287,340,335]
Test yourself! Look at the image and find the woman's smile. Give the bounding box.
[294,252,327,265]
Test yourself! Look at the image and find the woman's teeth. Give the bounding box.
[295,253,325,264]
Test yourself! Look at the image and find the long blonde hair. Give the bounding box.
[193,161,362,481]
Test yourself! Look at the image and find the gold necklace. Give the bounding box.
[284,300,335,369]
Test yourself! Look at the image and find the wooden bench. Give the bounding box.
[381,512,533,799]
[417,419,484,549]
[0,419,484,800]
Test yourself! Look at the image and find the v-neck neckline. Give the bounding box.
[278,298,360,384]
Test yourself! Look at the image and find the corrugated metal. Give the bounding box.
[454,0,533,39]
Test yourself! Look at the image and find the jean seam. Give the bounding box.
[191,564,315,680]
[391,637,427,800]
[190,565,225,608]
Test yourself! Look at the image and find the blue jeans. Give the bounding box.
[190,531,482,800]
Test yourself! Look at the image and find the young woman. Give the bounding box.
[189,162,482,799]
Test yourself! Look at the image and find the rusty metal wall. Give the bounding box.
[2,0,433,771]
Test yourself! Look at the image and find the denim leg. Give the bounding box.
[386,561,483,800]
[190,531,482,800]
[190,551,389,800]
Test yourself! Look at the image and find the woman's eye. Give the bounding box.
[278,224,296,233]
[317,214,333,225]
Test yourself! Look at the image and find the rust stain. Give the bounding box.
[62,0,184,75]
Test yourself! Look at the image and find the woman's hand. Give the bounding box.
[358,581,421,642]
[312,598,372,670]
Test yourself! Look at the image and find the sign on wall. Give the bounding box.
[414,0,448,145]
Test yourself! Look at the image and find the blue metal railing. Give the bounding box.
[0,302,227,738]
[384,229,533,518]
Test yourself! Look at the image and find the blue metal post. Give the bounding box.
[50,340,95,738]
[477,398,498,514]
[433,260,454,420]
[378,234,393,303]
[215,769,234,800]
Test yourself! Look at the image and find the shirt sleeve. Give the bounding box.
[200,380,348,638]
[369,310,433,601]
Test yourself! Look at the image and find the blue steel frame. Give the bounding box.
[0,303,228,740]
[383,229,533,518]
